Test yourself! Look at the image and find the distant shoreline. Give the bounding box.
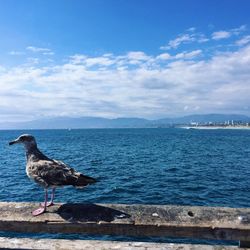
[1,126,250,130]
[179,126,250,130]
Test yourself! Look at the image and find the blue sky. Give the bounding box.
[0,0,250,121]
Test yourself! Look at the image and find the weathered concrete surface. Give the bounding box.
[0,237,245,250]
[0,202,249,242]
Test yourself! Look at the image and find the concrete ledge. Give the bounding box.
[0,202,249,244]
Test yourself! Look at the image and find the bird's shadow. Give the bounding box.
[57,203,131,223]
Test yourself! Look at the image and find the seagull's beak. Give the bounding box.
[9,139,20,145]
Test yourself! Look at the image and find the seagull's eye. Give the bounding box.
[20,136,28,141]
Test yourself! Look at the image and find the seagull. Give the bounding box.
[9,134,96,216]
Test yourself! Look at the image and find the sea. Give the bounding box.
[0,128,250,244]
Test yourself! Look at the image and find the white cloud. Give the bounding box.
[160,34,195,50]
[156,53,171,60]
[160,31,209,50]
[26,46,50,52]
[26,46,54,55]
[155,50,202,61]
[26,57,40,64]
[197,34,209,43]
[187,27,196,32]
[236,35,250,46]
[126,51,151,65]
[9,51,25,56]
[70,54,87,64]
[162,25,247,51]
[175,50,202,59]
[212,31,231,40]
[1,40,250,121]
[231,25,247,34]
[42,51,55,56]
[127,51,149,60]
[212,25,247,40]
[85,57,115,67]
[69,54,115,68]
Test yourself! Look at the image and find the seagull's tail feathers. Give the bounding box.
[73,173,97,188]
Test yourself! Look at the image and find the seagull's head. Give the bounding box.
[9,134,37,149]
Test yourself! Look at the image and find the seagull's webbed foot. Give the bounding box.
[33,188,49,216]
[40,201,54,207]
[32,207,46,216]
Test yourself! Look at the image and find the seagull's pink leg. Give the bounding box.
[47,188,55,207]
[41,188,55,207]
[32,189,47,216]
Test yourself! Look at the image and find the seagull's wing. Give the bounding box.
[28,159,96,188]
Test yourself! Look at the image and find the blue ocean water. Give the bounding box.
[0,128,250,243]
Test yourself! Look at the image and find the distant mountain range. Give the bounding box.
[0,114,249,129]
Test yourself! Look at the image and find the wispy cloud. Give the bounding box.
[156,50,202,60]
[231,25,247,34]
[160,31,208,50]
[156,53,171,60]
[26,57,40,64]
[9,51,25,56]
[212,25,247,40]
[236,35,250,46]
[212,31,231,40]
[26,46,54,55]
[197,34,209,43]
[127,51,150,61]
[174,50,202,59]
[161,25,246,50]
[160,34,195,50]
[187,27,196,32]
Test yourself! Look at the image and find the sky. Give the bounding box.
[0,0,250,121]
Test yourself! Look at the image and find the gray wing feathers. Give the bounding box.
[28,160,96,188]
